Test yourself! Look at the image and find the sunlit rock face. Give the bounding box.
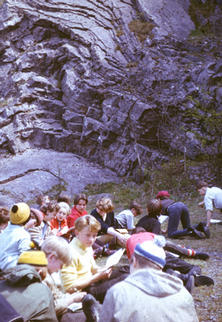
[0,0,221,177]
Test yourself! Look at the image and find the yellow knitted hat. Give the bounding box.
[10,202,30,225]
[18,251,48,266]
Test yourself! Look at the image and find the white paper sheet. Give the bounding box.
[105,248,125,269]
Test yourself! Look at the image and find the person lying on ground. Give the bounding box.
[127,232,214,293]
[0,202,31,271]
[81,230,213,305]
[82,236,199,322]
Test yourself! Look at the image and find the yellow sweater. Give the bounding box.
[61,237,98,291]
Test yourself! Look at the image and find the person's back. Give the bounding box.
[115,209,134,230]
[136,199,161,235]
[99,237,198,322]
[100,268,198,322]
[0,203,31,271]
[204,186,222,210]
[0,253,58,322]
[115,201,142,231]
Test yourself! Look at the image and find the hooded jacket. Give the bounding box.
[0,265,58,322]
[99,268,198,322]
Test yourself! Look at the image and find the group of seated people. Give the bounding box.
[0,187,215,322]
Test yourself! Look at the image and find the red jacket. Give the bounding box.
[50,218,69,236]
[67,206,88,228]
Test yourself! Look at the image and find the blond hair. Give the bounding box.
[41,236,72,266]
[96,197,114,213]
[75,215,101,233]
[57,202,71,215]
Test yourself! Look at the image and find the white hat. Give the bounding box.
[134,240,166,268]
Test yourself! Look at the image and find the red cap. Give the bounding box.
[156,191,170,199]
[126,232,155,259]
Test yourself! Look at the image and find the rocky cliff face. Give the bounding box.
[0,0,222,179]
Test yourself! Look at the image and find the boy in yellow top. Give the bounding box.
[61,215,112,293]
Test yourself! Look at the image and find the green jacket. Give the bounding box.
[0,264,58,322]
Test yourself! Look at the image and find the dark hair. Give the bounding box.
[129,201,142,215]
[57,193,71,205]
[40,200,58,214]
[147,199,162,218]
[0,208,9,224]
[196,181,208,189]
[73,193,88,205]
[36,194,50,206]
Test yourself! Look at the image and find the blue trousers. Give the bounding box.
[167,202,191,238]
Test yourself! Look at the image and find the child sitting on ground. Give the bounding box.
[61,215,112,293]
[28,200,58,248]
[0,201,10,233]
[115,200,142,233]
[41,236,86,319]
[50,202,70,237]
[0,202,31,271]
[91,197,128,248]
[67,193,88,228]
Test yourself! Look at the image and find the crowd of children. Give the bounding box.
[0,182,217,321]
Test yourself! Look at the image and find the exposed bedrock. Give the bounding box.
[0,0,221,183]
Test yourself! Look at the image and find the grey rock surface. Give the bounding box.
[0,0,221,191]
[0,149,119,206]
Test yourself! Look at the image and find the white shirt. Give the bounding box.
[204,187,222,211]
[0,223,31,270]
[115,209,135,230]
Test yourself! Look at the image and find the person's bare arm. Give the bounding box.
[198,201,204,207]
[206,210,212,228]
[67,268,112,293]
[107,227,128,247]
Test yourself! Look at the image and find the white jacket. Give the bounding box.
[99,268,198,322]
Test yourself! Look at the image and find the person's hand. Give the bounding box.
[198,201,204,208]
[71,292,87,303]
[51,229,58,235]
[98,267,112,280]
[25,219,37,229]
[117,233,128,247]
